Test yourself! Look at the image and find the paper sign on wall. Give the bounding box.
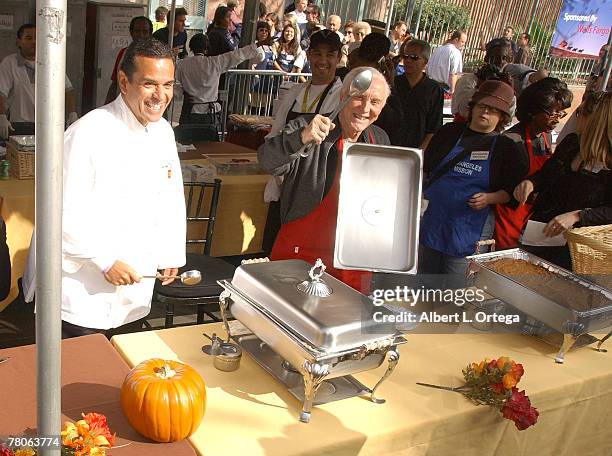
[112,36,130,50]
[0,15,14,31]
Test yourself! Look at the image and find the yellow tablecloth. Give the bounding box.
[0,178,34,310]
[111,323,612,456]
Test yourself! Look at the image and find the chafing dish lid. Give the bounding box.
[335,143,422,274]
[230,259,398,351]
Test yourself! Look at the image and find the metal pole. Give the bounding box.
[527,0,541,34]
[385,0,396,36]
[165,0,176,123]
[167,0,177,48]
[414,0,424,37]
[35,0,66,454]
[599,30,612,91]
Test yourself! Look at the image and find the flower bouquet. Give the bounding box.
[417,357,539,430]
[0,412,114,456]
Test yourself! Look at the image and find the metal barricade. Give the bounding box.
[219,69,313,141]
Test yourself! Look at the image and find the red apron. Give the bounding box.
[270,136,372,294]
[494,125,551,249]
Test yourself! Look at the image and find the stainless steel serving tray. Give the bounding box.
[467,249,612,335]
[335,143,422,274]
[229,259,399,352]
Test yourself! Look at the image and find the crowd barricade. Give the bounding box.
[219,69,313,141]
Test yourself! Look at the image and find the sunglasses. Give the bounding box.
[403,54,421,61]
[542,108,567,120]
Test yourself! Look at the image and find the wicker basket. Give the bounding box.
[564,225,612,274]
[7,140,35,179]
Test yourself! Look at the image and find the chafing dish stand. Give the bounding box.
[218,259,407,423]
[467,248,612,363]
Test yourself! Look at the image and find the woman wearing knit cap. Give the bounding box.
[419,80,527,277]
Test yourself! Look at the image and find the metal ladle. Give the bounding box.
[299,68,374,157]
[142,270,202,285]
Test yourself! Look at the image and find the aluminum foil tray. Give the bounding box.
[467,249,612,335]
[335,143,422,274]
[9,135,35,151]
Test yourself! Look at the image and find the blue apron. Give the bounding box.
[420,132,497,257]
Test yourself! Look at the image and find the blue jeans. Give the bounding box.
[418,211,495,282]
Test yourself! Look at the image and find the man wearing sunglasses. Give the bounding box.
[376,39,443,151]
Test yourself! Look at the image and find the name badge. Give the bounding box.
[161,161,172,179]
[470,150,489,161]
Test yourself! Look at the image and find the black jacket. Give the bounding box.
[529,133,612,226]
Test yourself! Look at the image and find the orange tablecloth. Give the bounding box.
[0,334,196,455]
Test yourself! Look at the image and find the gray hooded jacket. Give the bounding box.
[258,116,390,224]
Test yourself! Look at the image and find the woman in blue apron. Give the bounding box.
[419,80,527,278]
[272,23,304,94]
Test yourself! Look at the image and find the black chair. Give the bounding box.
[152,179,236,328]
[173,123,220,143]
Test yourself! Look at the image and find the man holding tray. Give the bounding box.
[258,67,390,293]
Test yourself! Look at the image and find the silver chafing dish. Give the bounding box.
[218,258,406,423]
[467,248,612,363]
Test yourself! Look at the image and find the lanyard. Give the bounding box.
[524,124,551,158]
[301,83,325,113]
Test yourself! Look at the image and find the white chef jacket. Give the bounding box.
[59,95,186,329]
[0,53,72,122]
[175,44,264,114]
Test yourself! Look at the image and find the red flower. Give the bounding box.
[501,387,539,430]
[0,444,15,456]
[490,382,504,394]
[487,359,498,371]
[82,412,115,447]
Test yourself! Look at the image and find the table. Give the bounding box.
[111,323,612,456]
[0,333,196,455]
[0,141,269,310]
[0,177,34,310]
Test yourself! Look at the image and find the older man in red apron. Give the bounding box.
[258,68,391,294]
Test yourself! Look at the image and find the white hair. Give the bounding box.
[341,67,390,100]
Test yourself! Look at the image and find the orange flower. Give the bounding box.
[82,412,114,447]
[503,373,518,389]
[14,449,36,456]
[496,357,511,370]
[508,362,524,383]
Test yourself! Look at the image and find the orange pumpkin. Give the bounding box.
[120,358,206,442]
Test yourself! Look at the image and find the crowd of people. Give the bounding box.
[0,0,610,337]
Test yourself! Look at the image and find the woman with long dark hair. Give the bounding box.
[272,22,304,74]
[493,77,573,249]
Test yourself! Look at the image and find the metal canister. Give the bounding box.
[0,160,9,180]
[213,343,242,372]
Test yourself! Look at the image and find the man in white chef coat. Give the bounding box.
[0,23,78,139]
[59,38,186,337]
